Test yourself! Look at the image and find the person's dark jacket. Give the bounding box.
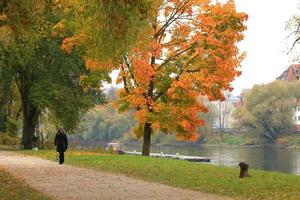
[54,132,68,152]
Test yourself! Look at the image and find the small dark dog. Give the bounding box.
[238,162,251,178]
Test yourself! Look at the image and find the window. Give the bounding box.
[298,116,300,121]
[298,107,300,111]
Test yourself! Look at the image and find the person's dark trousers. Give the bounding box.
[59,151,64,164]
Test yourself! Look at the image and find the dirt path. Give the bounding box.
[0,151,234,200]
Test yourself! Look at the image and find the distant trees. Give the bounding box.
[233,81,300,142]
[197,99,217,139]
[78,104,135,144]
[78,100,218,146]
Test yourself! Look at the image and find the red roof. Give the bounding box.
[276,64,300,81]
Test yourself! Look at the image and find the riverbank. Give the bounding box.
[0,168,50,200]
[123,131,300,150]
[19,149,300,200]
[151,142,300,149]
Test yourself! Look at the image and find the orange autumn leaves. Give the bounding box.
[131,51,155,86]
[61,34,86,53]
[115,0,247,141]
[60,0,247,142]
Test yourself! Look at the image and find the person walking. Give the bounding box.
[32,132,38,150]
[54,128,68,164]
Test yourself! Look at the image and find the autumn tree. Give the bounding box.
[0,1,108,149]
[115,0,247,156]
[53,0,154,61]
[233,81,300,143]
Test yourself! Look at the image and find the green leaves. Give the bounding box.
[62,0,154,61]
[78,104,135,142]
[0,1,110,133]
[26,37,107,131]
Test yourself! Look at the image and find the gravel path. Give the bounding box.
[0,151,234,200]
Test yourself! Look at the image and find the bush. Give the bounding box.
[6,119,21,137]
[43,139,55,149]
[0,133,20,145]
[223,135,245,145]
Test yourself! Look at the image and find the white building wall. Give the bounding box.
[294,106,300,125]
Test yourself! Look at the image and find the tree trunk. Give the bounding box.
[21,97,39,149]
[262,124,277,143]
[0,105,7,132]
[142,122,152,156]
[40,130,44,149]
[263,131,276,143]
[0,92,9,132]
[220,131,224,143]
[142,42,155,157]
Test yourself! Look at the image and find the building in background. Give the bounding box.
[277,64,300,131]
[276,64,300,81]
[211,91,240,131]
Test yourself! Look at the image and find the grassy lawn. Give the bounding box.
[0,168,50,200]
[20,149,300,200]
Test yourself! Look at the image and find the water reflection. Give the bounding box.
[124,144,300,175]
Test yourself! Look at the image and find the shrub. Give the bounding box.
[0,133,20,145]
[43,140,55,149]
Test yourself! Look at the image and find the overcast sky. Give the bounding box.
[232,0,299,95]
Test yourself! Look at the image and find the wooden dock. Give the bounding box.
[123,150,210,162]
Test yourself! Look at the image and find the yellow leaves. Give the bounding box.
[0,14,7,22]
[133,123,145,138]
[0,25,13,45]
[85,59,112,71]
[79,75,87,82]
[61,33,86,53]
[124,91,148,109]
[116,88,126,97]
[53,0,78,10]
[152,102,163,113]
[51,21,66,37]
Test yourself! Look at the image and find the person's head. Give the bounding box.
[58,127,65,134]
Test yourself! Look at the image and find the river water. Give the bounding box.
[124,145,300,175]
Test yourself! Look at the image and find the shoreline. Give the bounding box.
[123,142,300,149]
